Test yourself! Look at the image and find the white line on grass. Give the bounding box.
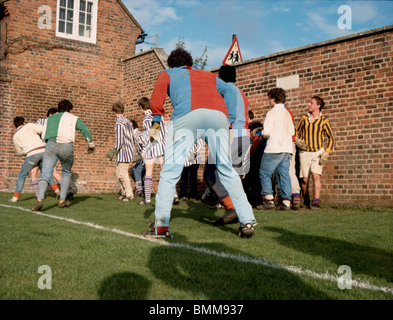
[1,203,392,295]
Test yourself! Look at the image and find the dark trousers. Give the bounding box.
[179,164,199,199]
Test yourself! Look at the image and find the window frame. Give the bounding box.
[55,0,98,44]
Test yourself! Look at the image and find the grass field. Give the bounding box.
[1,192,392,301]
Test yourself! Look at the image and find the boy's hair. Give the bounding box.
[219,65,236,83]
[13,116,25,128]
[248,110,254,121]
[248,121,263,131]
[312,95,325,111]
[267,88,286,104]
[137,97,150,110]
[131,119,138,129]
[112,102,125,114]
[58,99,73,112]
[47,108,58,117]
[167,48,193,68]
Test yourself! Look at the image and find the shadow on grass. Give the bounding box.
[265,226,393,283]
[145,242,333,299]
[98,272,150,300]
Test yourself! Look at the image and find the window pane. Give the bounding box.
[79,12,85,24]
[87,2,93,13]
[86,14,91,26]
[67,0,74,9]
[80,0,86,11]
[59,8,66,20]
[66,22,73,34]
[58,21,65,33]
[79,24,85,36]
[60,0,66,7]
[86,26,91,38]
[67,9,73,21]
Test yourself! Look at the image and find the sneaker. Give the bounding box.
[66,191,74,201]
[142,230,172,239]
[209,203,223,209]
[214,209,238,226]
[118,195,126,201]
[311,203,321,209]
[32,200,44,211]
[8,197,18,203]
[292,203,300,210]
[139,199,151,205]
[173,197,180,205]
[276,203,291,211]
[122,197,134,202]
[238,223,255,238]
[256,201,275,210]
[143,222,172,239]
[58,200,71,208]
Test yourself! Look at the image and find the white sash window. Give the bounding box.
[56,0,98,44]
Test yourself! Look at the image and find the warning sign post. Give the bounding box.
[222,37,243,65]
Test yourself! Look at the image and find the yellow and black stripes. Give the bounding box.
[295,115,334,152]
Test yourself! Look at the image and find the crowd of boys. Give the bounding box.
[10,48,334,240]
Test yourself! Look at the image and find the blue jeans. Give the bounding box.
[154,109,256,229]
[131,160,146,183]
[38,141,74,201]
[15,152,55,194]
[259,152,292,200]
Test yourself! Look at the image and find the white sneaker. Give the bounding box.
[8,197,18,203]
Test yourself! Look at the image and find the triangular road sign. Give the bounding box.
[222,37,243,65]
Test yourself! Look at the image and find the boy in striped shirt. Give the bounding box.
[107,102,138,202]
[295,96,335,208]
[137,97,168,205]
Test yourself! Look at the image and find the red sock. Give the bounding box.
[13,192,21,198]
[221,195,235,210]
[156,226,168,234]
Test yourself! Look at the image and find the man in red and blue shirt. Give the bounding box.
[142,48,256,239]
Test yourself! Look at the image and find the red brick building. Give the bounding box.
[1,1,392,206]
[1,0,145,194]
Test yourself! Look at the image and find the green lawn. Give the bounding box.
[0,192,392,300]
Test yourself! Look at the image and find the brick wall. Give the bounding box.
[122,27,392,206]
[1,0,143,194]
[222,27,393,206]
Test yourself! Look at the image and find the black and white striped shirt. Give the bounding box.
[142,110,168,159]
[114,116,137,163]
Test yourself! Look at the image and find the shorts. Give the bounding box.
[299,148,324,178]
[144,156,164,166]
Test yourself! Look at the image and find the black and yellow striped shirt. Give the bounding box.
[295,114,334,152]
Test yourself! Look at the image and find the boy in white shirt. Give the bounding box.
[258,88,294,210]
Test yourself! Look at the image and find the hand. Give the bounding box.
[87,141,95,153]
[319,151,329,165]
[251,127,263,137]
[132,154,142,163]
[295,138,308,151]
[149,121,160,142]
[106,148,118,160]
